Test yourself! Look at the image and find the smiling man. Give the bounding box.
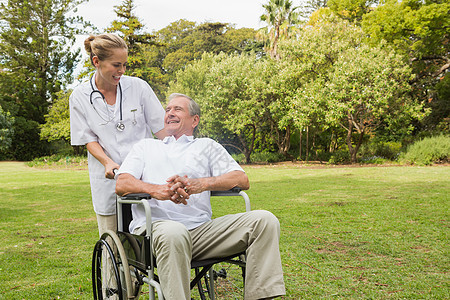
[115,93,286,300]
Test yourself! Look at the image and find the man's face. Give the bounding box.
[164,96,199,139]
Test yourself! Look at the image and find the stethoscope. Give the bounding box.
[89,75,125,131]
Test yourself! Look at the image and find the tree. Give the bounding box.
[0,105,14,156]
[259,0,301,59]
[361,0,450,133]
[0,0,89,159]
[301,0,329,18]
[278,18,422,162]
[327,0,378,23]
[40,90,71,142]
[106,0,159,78]
[143,20,261,99]
[169,53,276,163]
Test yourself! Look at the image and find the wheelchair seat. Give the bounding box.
[92,188,250,300]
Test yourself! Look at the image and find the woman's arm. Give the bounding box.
[86,141,120,179]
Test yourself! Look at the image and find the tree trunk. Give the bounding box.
[239,124,256,164]
[306,126,309,162]
[346,112,365,163]
[299,128,303,161]
[280,125,291,158]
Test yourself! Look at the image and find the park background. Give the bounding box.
[0,0,449,298]
[0,0,448,164]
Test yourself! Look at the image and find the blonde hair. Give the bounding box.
[84,33,128,66]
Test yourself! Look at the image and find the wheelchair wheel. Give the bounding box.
[92,230,140,300]
[193,256,245,300]
[210,261,245,299]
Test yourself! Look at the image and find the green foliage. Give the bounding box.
[361,0,450,133]
[26,154,87,168]
[359,140,403,161]
[9,117,50,161]
[169,52,279,163]
[106,0,158,77]
[362,0,450,61]
[0,0,88,121]
[328,0,377,22]
[422,74,450,134]
[0,0,90,159]
[259,0,302,58]
[399,135,450,165]
[0,105,14,153]
[327,149,351,164]
[278,17,422,163]
[232,151,285,164]
[144,20,262,99]
[40,90,71,142]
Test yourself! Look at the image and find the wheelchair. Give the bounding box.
[92,188,251,300]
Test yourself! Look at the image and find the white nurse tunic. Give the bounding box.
[69,73,165,215]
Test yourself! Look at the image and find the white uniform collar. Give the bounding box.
[163,135,194,144]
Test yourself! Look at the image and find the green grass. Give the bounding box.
[0,162,449,299]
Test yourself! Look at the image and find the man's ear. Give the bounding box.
[192,115,200,129]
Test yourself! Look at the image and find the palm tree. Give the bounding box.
[259,0,300,59]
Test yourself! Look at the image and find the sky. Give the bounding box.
[75,0,270,33]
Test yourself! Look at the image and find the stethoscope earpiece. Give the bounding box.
[89,75,124,131]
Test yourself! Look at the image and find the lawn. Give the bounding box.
[0,161,448,299]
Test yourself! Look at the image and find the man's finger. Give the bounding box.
[166,174,180,183]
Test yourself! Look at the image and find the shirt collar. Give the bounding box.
[163,135,194,144]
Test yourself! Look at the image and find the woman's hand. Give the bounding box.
[105,162,120,179]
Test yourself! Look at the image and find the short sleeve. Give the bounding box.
[117,140,146,179]
[208,140,244,177]
[140,80,165,134]
[69,90,97,146]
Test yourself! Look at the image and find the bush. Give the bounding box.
[232,151,285,164]
[26,154,87,168]
[399,135,450,165]
[359,141,402,161]
[328,150,350,164]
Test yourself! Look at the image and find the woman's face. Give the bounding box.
[93,48,128,87]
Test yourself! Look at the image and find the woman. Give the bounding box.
[69,33,166,236]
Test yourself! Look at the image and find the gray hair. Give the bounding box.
[168,93,201,117]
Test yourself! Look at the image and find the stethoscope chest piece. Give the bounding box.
[89,75,124,132]
[116,122,125,132]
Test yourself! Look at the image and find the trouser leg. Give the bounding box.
[152,220,192,300]
[190,210,286,300]
[96,213,117,237]
[96,214,119,298]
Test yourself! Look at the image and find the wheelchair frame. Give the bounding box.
[92,188,251,300]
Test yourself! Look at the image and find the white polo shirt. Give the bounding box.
[118,135,245,232]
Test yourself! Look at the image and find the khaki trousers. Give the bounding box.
[149,210,286,300]
[96,214,117,237]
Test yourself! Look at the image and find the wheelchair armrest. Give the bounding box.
[211,187,242,196]
[119,189,251,212]
[211,188,251,212]
[122,188,244,198]
[121,193,152,200]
